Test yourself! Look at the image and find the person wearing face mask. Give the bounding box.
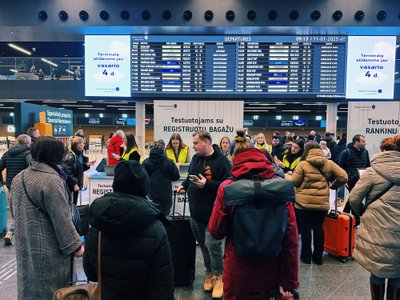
[165,133,190,164]
[339,134,371,226]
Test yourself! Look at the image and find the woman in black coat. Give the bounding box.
[62,136,95,205]
[83,160,174,300]
[142,140,180,216]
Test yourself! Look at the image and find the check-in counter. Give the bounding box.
[88,173,113,202]
[88,167,191,217]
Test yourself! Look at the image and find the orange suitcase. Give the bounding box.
[323,194,355,263]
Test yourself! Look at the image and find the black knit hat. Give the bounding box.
[112,160,149,197]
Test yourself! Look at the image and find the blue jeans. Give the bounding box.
[371,274,400,288]
[190,218,223,275]
[337,185,344,199]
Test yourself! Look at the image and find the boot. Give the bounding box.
[203,272,213,292]
[4,231,12,246]
[370,281,385,300]
[386,284,400,300]
[212,274,223,299]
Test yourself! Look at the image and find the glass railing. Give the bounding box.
[0,57,84,80]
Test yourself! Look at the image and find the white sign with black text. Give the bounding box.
[154,100,244,152]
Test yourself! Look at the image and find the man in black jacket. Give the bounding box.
[269,135,285,161]
[339,134,370,226]
[0,134,32,245]
[177,131,231,299]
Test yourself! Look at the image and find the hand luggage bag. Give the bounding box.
[0,186,7,236]
[165,191,196,286]
[323,190,355,263]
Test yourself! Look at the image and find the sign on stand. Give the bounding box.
[89,174,114,201]
[171,179,190,217]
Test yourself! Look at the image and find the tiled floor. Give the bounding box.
[0,162,371,299]
[0,237,371,300]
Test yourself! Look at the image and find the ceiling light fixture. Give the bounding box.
[226,10,235,21]
[59,10,68,21]
[141,10,151,20]
[41,58,58,67]
[332,10,343,21]
[268,10,278,20]
[100,10,109,21]
[354,10,365,21]
[79,10,89,21]
[247,10,256,20]
[290,10,300,20]
[376,10,387,21]
[66,69,74,75]
[120,10,130,20]
[311,10,321,21]
[204,10,214,21]
[8,43,32,55]
[162,10,172,20]
[9,68,18,73]
[183,10,192,20]
[38,10,48,21]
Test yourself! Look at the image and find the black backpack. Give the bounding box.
[223,177,295,258]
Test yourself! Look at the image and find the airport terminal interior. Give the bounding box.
[1,0,400,299]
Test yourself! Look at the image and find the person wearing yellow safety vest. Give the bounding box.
[120,132,141,163]
[255,132,268,150]
[165,133,190,164]
[274,139,304,174]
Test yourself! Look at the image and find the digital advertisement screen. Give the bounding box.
[345,36,396,99]
[85,35,131,97]
[131,35,347,98]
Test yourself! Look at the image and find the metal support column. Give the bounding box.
[326,103,338,135]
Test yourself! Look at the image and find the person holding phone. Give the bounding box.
[62,136,95,205]
[177,131,231,299]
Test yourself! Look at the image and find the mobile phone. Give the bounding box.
[189,174,200,181]
[111,153,119,158]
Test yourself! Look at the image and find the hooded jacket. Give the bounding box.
[331,137,347,164]
[0,143,31,189]
[83,192,174,300]
[208,148,298,300]
[142,147,180,215]
[182,144,231,224]
[292,148,348,211]
[349,151,400,278]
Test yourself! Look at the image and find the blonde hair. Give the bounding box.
[233,129,253,156]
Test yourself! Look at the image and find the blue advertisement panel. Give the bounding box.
[14,103,73,137]
[85,35,131,97]
[346,36,396,99]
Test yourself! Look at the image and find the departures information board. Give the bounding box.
[131,35,347,98]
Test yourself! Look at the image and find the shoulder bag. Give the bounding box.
[52,231,102,300]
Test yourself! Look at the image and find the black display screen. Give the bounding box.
[131,35,347,98]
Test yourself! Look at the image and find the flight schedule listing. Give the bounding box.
[131,35,347,98]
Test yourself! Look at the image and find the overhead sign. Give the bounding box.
[154,100,243,151]
[347,101,400,157]
[346,36,396,99]
[85,35,131,97]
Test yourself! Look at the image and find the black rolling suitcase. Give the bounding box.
[166,191,196,286]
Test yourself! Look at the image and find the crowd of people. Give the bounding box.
[1,126,399,299]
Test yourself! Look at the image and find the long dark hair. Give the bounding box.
[301,141,321,161]
[166,133,187,150]
[125,132,138,153]
[285,139,304,163]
